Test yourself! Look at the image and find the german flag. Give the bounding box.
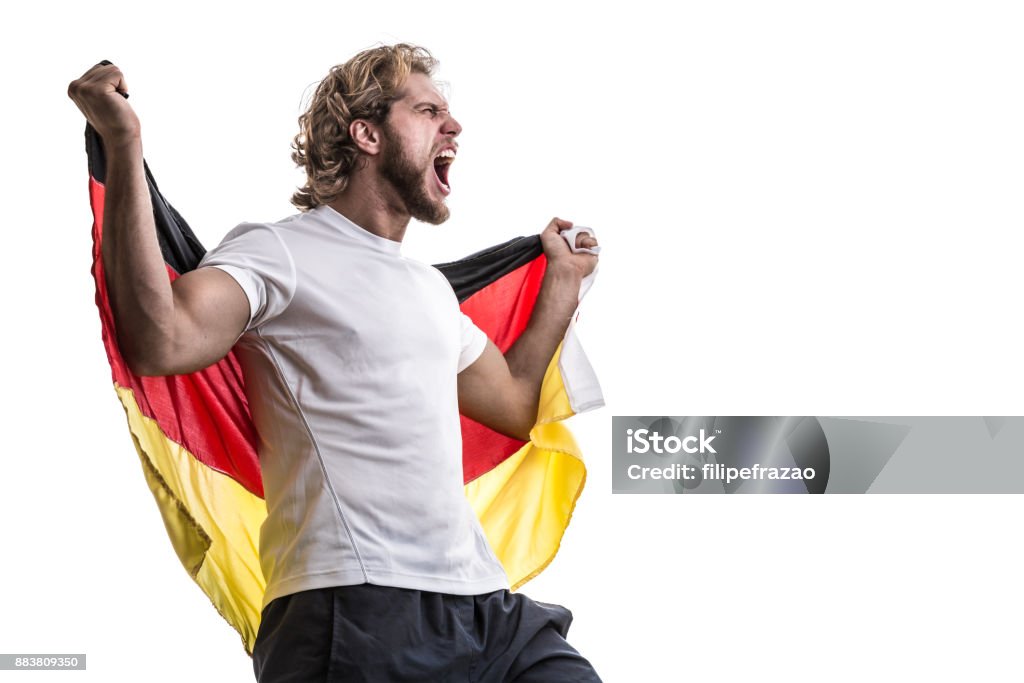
[84,125,603,654]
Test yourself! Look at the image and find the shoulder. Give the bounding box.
[417,261,458,294]
[207,207,334,260]
[202,220,293,266]
[224,206,324,237]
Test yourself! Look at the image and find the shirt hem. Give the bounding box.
[263,568,511,609]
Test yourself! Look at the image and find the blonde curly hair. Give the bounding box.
[291,44,438,211]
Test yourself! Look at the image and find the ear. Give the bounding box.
[350,119,382,155]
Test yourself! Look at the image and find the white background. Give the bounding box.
[2,1,1023,681]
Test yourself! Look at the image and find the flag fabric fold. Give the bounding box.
[84,125,603,654]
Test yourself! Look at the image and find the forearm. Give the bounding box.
[456,219,597,440]
[504,262,583,412]
[100,136,177,372]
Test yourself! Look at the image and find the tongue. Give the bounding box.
[434,161,450,187]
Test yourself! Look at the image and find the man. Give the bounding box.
[69,44,601,681]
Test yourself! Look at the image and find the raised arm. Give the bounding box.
[457,218,598,440]
[69,63,249,376]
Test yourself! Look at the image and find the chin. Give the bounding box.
[408,186,450,225]
[419,205,450,225]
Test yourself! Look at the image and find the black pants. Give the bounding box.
[252,584,602,682]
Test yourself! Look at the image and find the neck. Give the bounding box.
[327,174,410,243]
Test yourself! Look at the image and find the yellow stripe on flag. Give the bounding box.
[465,345,587,589]
[116,385,267,654]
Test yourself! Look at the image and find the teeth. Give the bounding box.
[436,149,456,160]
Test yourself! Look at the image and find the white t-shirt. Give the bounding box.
[199,205,509,607]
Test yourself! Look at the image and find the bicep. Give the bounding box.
[164,267,251,374]
[457,340,533,440]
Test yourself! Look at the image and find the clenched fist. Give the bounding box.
[68,61,140,147]
[540,217,600,281]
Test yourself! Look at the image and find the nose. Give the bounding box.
[444,113,462,138]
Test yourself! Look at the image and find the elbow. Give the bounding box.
[125,357,171,377]
[123,351,172,377]
[506,382,540,441]
[119,337,178,377]
[492,419,533,443]
[507,401,538,442]
[512,426,534,442]
[459,400,536,443]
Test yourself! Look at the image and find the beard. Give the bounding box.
[379,126,450,225]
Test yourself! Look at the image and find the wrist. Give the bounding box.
[105,132,142,155]
[545,260,584,285]
[542,262,583,303]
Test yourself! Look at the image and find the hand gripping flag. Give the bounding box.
[84,125,603,654]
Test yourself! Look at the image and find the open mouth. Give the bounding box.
[433,149,455,193]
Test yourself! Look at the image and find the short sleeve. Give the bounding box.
[457,313,489,373]
[198,222,297,330]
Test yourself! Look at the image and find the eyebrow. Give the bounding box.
[411,100,449,111]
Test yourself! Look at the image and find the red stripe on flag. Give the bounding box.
[458,254,548,483]
[90,177,264,498]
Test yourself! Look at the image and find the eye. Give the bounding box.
[420,106,439,117]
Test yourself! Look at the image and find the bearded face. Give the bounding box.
[379,123,450,225]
